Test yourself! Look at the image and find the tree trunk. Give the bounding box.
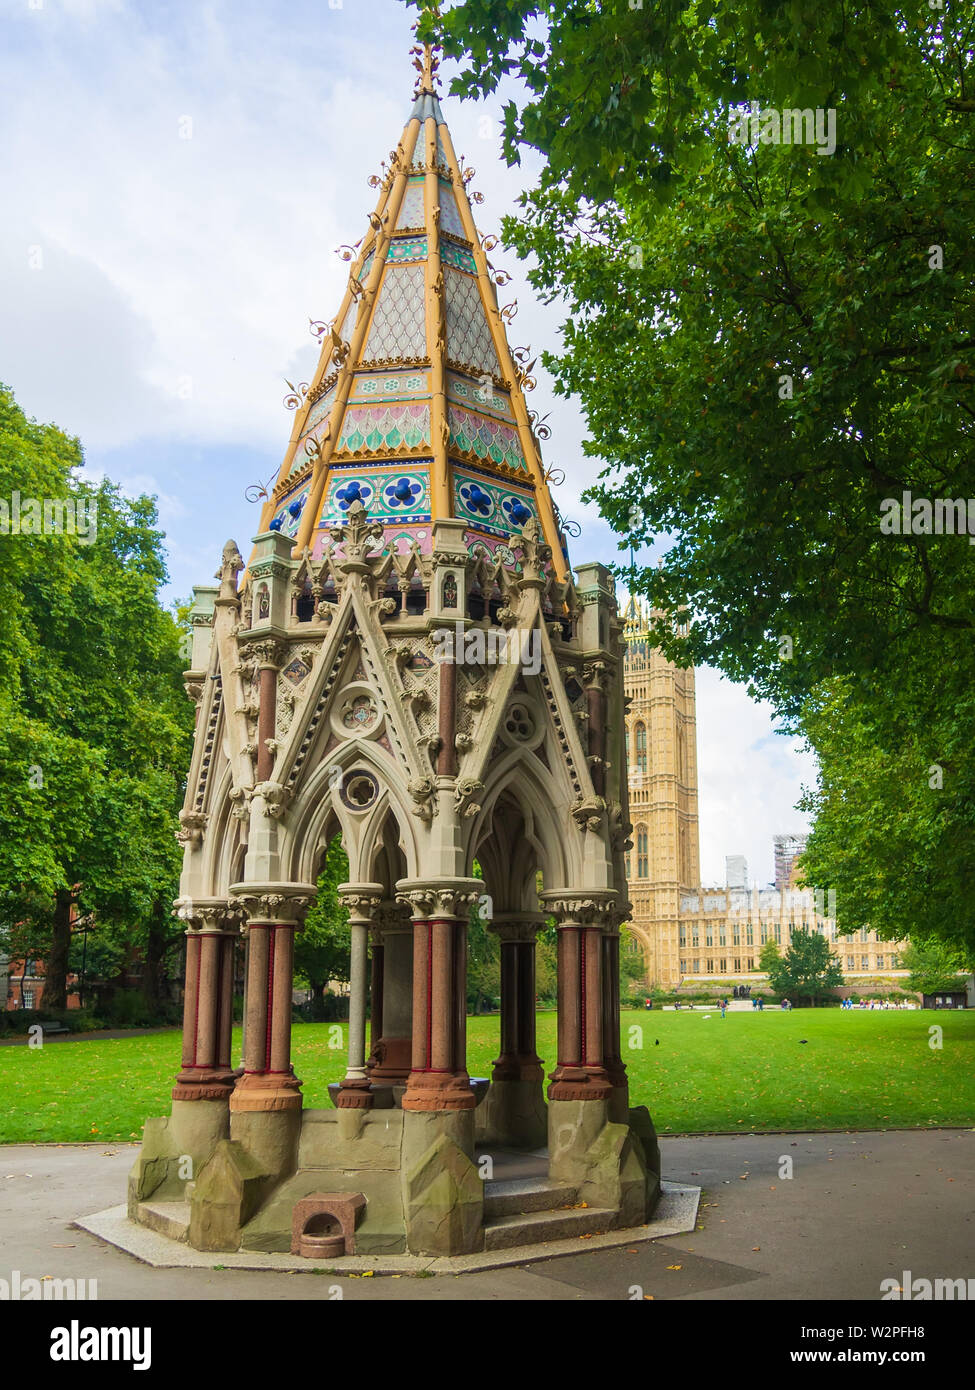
[44,889,73,1012]
[141,901,167,1009]
[310,980,327,1022]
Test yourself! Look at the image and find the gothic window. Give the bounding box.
[636,825,648,878]
[634,721,647,775]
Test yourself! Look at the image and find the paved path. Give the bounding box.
[0,1130,971,1300]
[0,1028,178,1048]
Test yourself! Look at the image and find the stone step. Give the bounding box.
[482,1177,578,1219]
[137,1201,191,1243]
[482,1205,616,1251]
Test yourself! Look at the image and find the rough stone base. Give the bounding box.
[131,1095,663,1258]
[127,1099,229,1215]
[81,1179,700,1275]
[548,1097,659,1226]
[402,1109,482,1255]
[476,1078,547,1151]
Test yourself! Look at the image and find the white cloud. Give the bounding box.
[0,0,820,869]
[694,667,817,887]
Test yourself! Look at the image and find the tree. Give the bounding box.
[765,927,844,1005]
[758,939,783,975]
[0,384,193,1008]
[899,938,971,996]
[416,1,975,950]
[798,680,975,956]
[294,838,352,1020]
[619,927,646,994]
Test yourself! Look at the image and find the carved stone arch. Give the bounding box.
[200,761,239,897]
[311,805,344,877]
[369,809,409,893]
[473,790,539,914]
[286,741,421,885]
[468,755,580,891]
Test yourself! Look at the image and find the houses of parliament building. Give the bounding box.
[621,600,909,991]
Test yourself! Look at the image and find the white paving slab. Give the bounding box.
[74,1180,700,1276]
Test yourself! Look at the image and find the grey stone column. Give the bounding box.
[335,884,383,1109]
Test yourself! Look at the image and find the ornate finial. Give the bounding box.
[410,39,441,97]
[216,540,244,599]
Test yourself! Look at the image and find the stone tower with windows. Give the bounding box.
[622,599,701,987]
[125,45,661,1261]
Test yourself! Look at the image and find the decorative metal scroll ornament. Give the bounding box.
[283,380,309,410]
[244,470,278,505]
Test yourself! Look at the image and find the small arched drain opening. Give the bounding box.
[291,1192,366,1259]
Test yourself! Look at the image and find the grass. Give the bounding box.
[0,1008,972,1144]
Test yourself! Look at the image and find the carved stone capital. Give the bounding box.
[372,901,413,939]
[540,890,617,928]
[173,895,247,933]
[337,882,384,923]
[229,882,317,925]
[488,915,546,944]
[244,639,287,670]
[395,878,482,920]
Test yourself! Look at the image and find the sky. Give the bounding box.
[0,0,817,885]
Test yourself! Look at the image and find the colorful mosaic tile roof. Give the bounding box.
[263,49,570,574]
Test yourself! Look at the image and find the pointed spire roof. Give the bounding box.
[256,43,570,580]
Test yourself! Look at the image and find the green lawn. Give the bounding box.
[1,1008,972,1144]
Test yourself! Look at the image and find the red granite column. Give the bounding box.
[367,904,414,1086]
[398,882,479,1112]
[601,919,629,1096]
[545,895,612,1101]
[489,918,544,1084]
[173,899,243,1101]
[229,890,313,1113]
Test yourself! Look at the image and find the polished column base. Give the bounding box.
[547,1064,613,1102]
[367,1035,413,1084]
[172,1065,238,1103]
[335,1075,374,1109]
[229,1068,303,1113]
[401,1070,476,1111]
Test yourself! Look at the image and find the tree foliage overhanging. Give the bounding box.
[414,0,975,952]
[0,384,194,1009]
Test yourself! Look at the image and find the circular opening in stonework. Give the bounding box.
[504,704,534,741]
[343,694,377,729]
[305,1214,342,1237]
[340,768,380,813]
